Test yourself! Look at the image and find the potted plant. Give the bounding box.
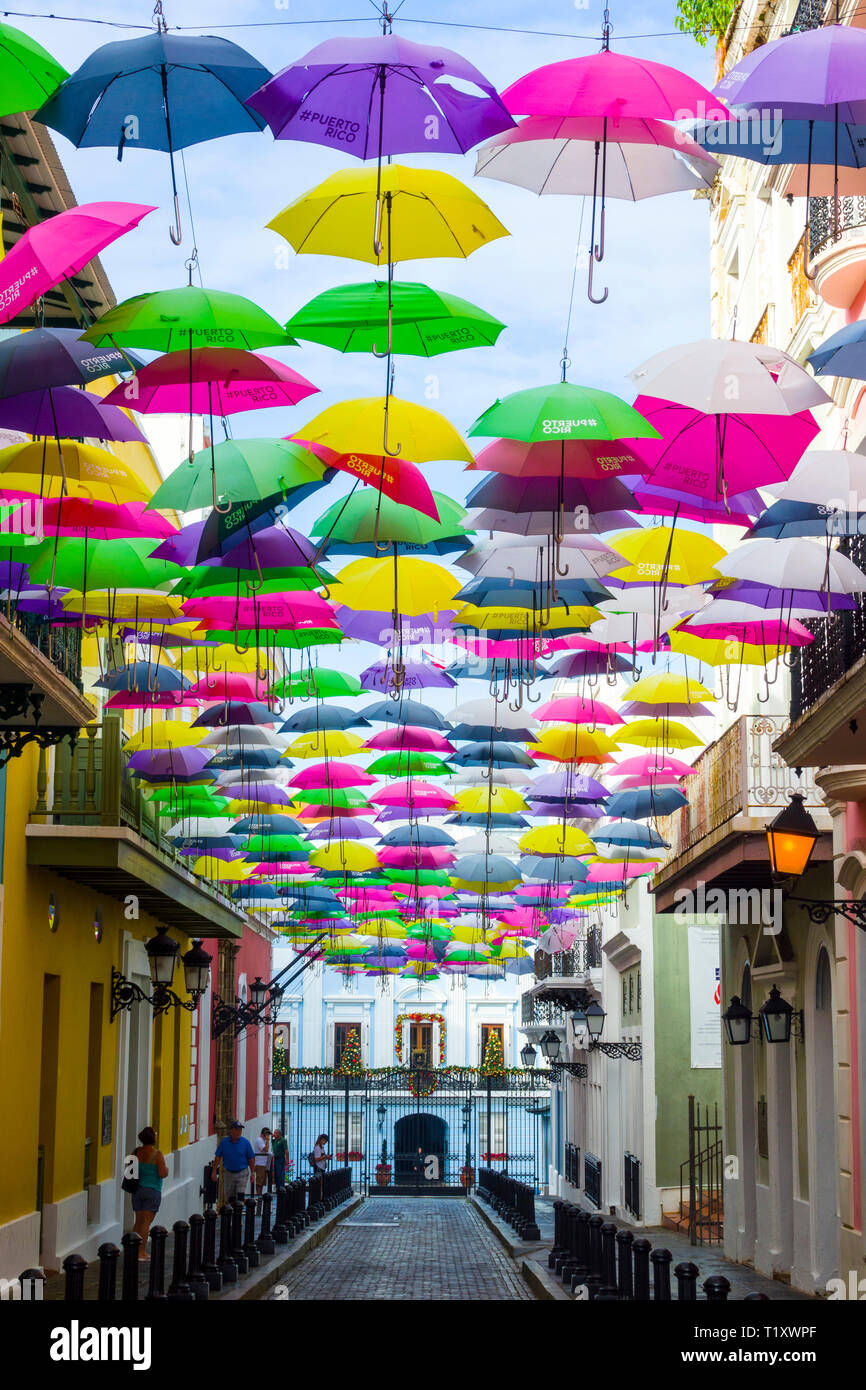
[376,1140,391,1186]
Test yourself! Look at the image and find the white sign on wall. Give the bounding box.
[688,924,722,1070]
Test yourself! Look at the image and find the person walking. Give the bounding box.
[271,1128,288,1188]
[130,1126,168,1262]
[254,1127,272,1199]
[211,1120,255,1207]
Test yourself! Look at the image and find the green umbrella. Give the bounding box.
[291,787,370,810]
[200,627,342,649]
[27,537,185,590]
[149,438,326,512]
[0,22,68,119]
[382,868,451,886]
[269,667,365,698]
[171,566,332,599]
[407,922,453,940]
[244,833,308,857]
[313,489,469,548]
[287,280,505,356]
[366,752,453,778]
[82,285,296,352]
[468,381,660,442]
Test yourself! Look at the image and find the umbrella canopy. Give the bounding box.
[0,21,67,117]
[629,340,831,416]
[469,381,659,442]
[0,327,141,396]
[287,280,505,355]
[82,285,295,352]
[504,51,724,121]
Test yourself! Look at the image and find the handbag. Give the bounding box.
[121,1175,139,1194]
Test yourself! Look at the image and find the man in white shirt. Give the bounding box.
[254,1127,272,1197]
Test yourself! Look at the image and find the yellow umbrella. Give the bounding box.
[625,672,715,704]
[191,856,253,881]
[125,720,203,753]
[667,629,792,666]
[456,786,528,813]
[608,527,727,585]
[355,919,408,940]
[308,842,380,872]
[285,730,366,760]
[519,825,596,856]
[267,164,508,266]
[62,591,185,622]
[618,718,703,749]
[294,396,473,465]
[329,557,459,617]
[0,441,149,501]
[456,604,601,632]
[225,799,295,815]
[528,727,620,762]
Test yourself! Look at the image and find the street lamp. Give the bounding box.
[585,1000,606,1041]
[182,939,212,997]
[766,793,819,880]
[111,927,211,1021]
[145,925,179,988]
[520,1041,537,1069]
[722,985,803,1045]
[249,976,268,1012]
[538,1030,561,1063]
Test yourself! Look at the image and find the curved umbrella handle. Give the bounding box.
[212,470,232,516]
[587,253,609,304]
[372,304,393,359]
[169,193,182,247]
[383,397,401,458]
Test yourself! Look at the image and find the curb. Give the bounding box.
[216,1195,363,1301]
[470,1194,551,1265]
[521,1257,573,1301]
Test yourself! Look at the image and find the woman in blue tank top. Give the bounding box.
[130,1126,168,1261]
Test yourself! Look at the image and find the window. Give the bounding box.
[334,1022,362,1069]
[409,1018,433,1067]
[479,1111,507,1160]
[333,1112,363,1159]
[816,949,832,1012]
[273,1022,290,1067]
[623,976,628,1014]
[480,1023,505,1067]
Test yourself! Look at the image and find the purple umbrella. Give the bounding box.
[0,386,147,441]
[303,818,380,841]
[360,659,456,690]
[149,518,315,570]
[527,770,609,800]
[467,472,637,514]
[247,34,514,158]
[127,747,214,777]
[334,607,456,644]
[0,327,143,397]
[713,578,857,612]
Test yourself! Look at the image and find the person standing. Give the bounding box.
[254,1127,272,1198]
[130,1126,168,1262]
[311,1132,330,1203]
[271,1128,288,1188]
[211,1120,255,1207]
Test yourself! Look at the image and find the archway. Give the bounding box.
[394,1113,447,1183]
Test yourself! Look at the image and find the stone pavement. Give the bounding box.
[267,1196,533,1300]
[533,1197,816,1301]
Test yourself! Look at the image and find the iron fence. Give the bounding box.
[565,1141,581,1187]
[584,1152,602,1209]
[624,1152,641,1221]
[272,1066,550,1193]
[521,995,567,1026]
[790,537,866,720]
[678,1096,723,1247]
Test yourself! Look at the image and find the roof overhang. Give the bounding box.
[651,824,833,914]
[0,614,94,727]
[774,651,866,767]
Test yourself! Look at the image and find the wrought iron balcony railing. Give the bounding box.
[808,194,866,262]
[786,0,825,33]
[533,928,602,982]
[789,536,866,722]
[521,995,567,1026]
[15,613,83,692]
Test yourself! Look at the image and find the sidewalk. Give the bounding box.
[534,1196,816,1301]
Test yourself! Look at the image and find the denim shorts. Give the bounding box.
[131,1186,162,1214]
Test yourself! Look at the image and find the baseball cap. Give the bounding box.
[229,1119,243,1129]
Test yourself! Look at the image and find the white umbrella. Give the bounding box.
[629,339,832,415]
[589,611,683,644]
[476,115,717,198]
[765,449,866,507]
[715,538,866,592]
[681,597,818,625]
[458,535,625,580]
[198,727,285,750]
[449,697,538,730]
[597,585,710,616]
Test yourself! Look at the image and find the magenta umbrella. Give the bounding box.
[0,202,155,324]
[364,726,454,754]
[626,395,818,504]
[181,593,335,628]
[103,349,318,414]
[632,482,763,528]
[288,763,377,790]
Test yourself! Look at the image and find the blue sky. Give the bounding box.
[20,0,716,490]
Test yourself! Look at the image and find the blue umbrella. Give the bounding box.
[95,661,190,694]
[808,321,866,379]
[746,499,866,539]
[35,30,271,244]
[451,743,535,770]
[594,819,669,849]
[690,114,866,170]
[378,825,456,847]
[455,577,610,606]
[279,703,369,733]
[604,787,688,820]
[447,812,529,828]
[361,698,449,730]
[521,855,589,883]
[450,722,535,743]
[230,814,303,835]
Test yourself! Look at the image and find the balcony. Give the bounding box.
[0,612,93,762]
[25,715,251,938]
[521,995,568,1027]
[522,928,603,1013]
[808,195,866,308]
[778,535,866,768]
[652,715,831,912]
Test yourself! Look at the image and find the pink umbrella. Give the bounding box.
[627,395,819,504]
[611,773,685,789]
[586,862,657,881]
[470,435,650,479]
[105,689,200,709]
[0,202,155,325]
[369,781,456,810]
[39,498,179,538]
[633,483,763,528]
[288,763,377,790]
[299,440,439,522]
[377,846,455,869]
[182,593,336,629]
[677,617,815,646]
[536,695,623,725]
[364,726,455,754]
[612,754,696,777]
[104,349,318,414]
[185,674,271,701]
[503,52,726,121]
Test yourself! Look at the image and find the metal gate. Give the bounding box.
[272,1068,551,1194]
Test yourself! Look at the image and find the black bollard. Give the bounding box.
[97,1243,120,1302]
[600,1222,618,1290]
[616,1228,634,1300]
[63,1253,87,1301]
[201,1208,221,1292]
[272,1187,289,1245]
[19,1268,45,1303]
[146,1225,168,1300]
[675,1261,699,1300]
[231,1201,248,1275]
[587,1214,604,1279]
[168,1220,194,1300]
[651,1247,673,1301]
[186,1213,210,1301]
[121,1231,141,1301]
[743,1291,770,1300]
[257,1192,275,1257]
[549,1200,565,1270]
[632,1237,651,1300]
[218,1205,238,1285]
[704,1274,731,1301]
[243,1197,260,1268]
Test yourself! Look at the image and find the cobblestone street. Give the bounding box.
[268,1198,533,1300]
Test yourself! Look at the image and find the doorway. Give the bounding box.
[394,1113,446,1183]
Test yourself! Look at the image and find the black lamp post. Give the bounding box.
[520,1041,537,1069]
[539,1030,561,1063]
[111,927,211,1021]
